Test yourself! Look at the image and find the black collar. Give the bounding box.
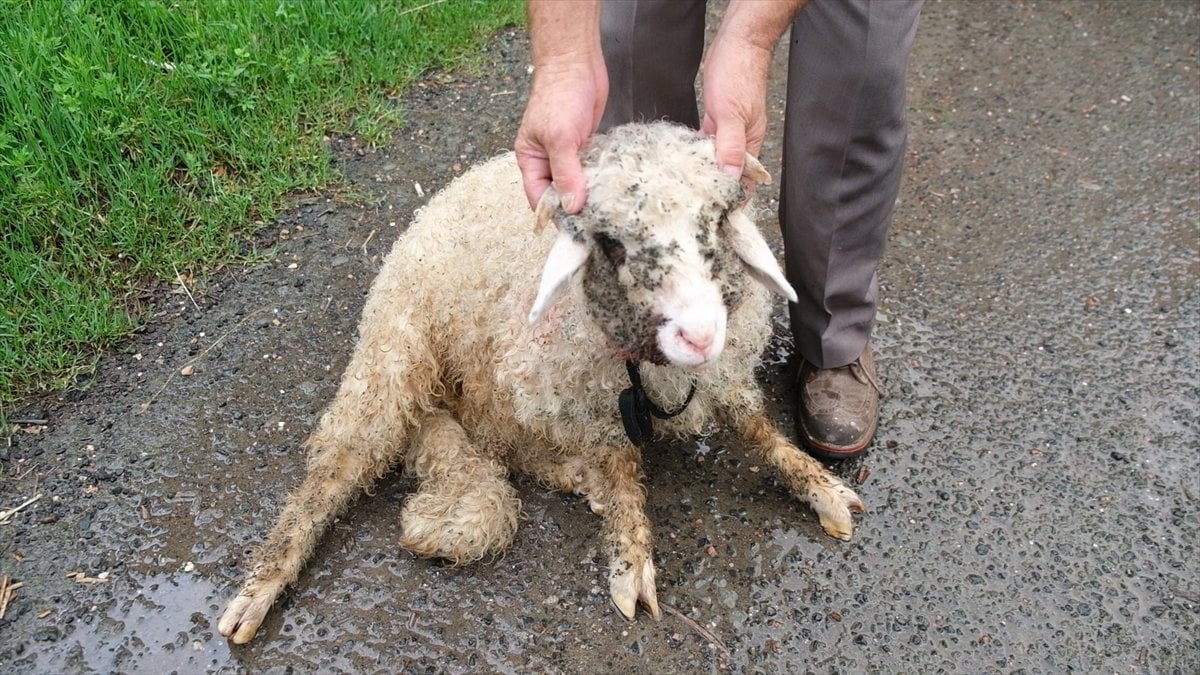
[618,360,697,446]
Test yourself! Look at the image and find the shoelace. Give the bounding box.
[848,358,884,395]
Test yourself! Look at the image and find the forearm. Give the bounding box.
[527,0,603,68]
[715,0,808,53]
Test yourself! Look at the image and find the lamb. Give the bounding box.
[217,121,865,644]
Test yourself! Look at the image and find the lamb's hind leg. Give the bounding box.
[218,315,437,644]
[399,410,520,563]
[741,413,865,540]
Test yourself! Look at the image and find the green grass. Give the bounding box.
[0,0,524,421]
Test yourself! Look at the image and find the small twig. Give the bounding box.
[398,0,449,16]
[7,418,47,426]
[133,55,176,72]
[139,307,269,412]
[0,494,42,525]
[0,577,23,619]
[13,462,45,482]
[66,571,110,584]
[13,464,36,481]
[660,602,730,660]
[283,232,320,244]
[360,229,377,256]
[173,265,202,313]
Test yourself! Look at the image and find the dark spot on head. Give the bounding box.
[626,240,677,292]
[559,212,588,244]
[580,227,674,355]
[595,231,626,266]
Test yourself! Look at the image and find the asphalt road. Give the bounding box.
[1,1,1196,673]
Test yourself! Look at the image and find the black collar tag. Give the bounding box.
[618,361,697,446]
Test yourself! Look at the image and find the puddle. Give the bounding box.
[34,572,232,674]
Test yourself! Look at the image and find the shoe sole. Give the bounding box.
[798,415,877,461]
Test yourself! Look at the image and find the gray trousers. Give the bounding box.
[599,0,922,369]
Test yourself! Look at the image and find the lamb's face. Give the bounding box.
[527,123,798,369]
[574,195,748,368]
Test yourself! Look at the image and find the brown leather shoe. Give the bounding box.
[797,344,881,460]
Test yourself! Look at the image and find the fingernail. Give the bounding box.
[560,192,576,212]
[720,164,742,178]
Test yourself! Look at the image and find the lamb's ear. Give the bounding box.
[729,154,770,208]
[528,229,591,323]
[743,153,771,185]
[726,210,798,303]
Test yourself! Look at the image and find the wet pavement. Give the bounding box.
[1,1,1197,673]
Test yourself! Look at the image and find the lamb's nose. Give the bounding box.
[677,327,715,357]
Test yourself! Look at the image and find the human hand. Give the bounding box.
[515,53,608,214]
[699,31,772,178]
[699,0,803,176]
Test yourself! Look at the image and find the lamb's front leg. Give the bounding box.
[218,309,435,644]
[592,444,661,620]
[217,434,399,644]
[741,413,865,540]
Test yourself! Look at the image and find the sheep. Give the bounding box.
[217,121,865,644]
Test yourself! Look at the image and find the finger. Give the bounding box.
[517,152,554,211]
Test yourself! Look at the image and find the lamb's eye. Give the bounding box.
[594,232,626,265]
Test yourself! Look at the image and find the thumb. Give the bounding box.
[547,151,588,214]
[710,118,748,178]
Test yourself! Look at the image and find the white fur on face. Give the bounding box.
[646,216,729,368]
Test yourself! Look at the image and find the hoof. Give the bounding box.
[609,556,660,620]
[217,579,285,645]
[809,479,866,541]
